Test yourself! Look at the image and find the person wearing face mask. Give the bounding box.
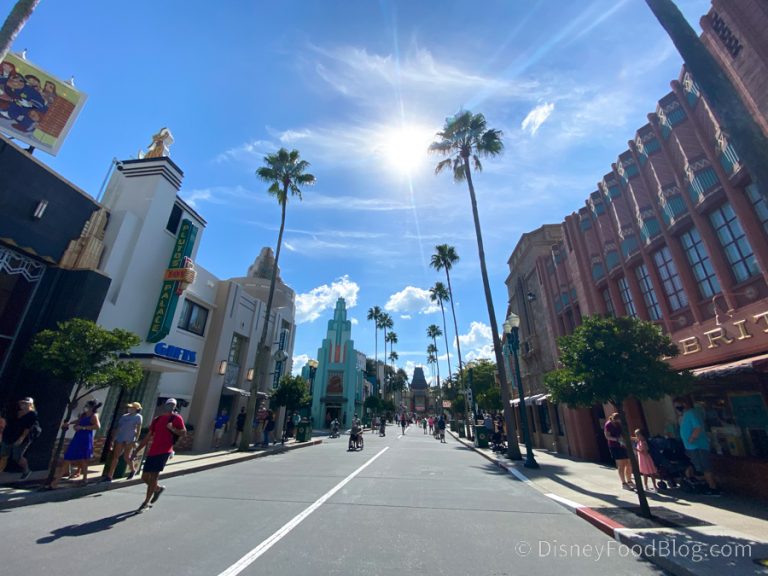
[102,402,143,482]
[50,400,102,488]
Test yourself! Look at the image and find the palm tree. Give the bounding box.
[429,282,454,386]
[429,110,521,459]
[426,324,442,387]
[367,306,382,392]
[385,331,398,365]
[240,148,315,450]
[426,349,438,387]
[378,312,394,376]
[388,350,399,365]
[430,245,464,384]
[0,0,40,62]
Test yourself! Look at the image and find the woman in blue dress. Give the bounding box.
[50,400,101,488]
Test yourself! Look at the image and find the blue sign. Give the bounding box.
[154,342,196,364]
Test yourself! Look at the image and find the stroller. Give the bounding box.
[490,429,507,453]
[648,436,704,492]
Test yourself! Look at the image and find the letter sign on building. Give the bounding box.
[147,219,198,343]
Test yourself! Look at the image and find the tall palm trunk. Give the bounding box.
[444,268,463,382]
[240,188,288,450]
[438,300,453,384]
[432,336,441,387]
[374,328,379,395]
[0,0,40,62]
[462,157,521,459]
[645,0,768,200]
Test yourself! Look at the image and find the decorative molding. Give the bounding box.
[0,245,46,282]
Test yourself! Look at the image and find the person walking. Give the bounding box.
[428,416,434,435]
[134,398,185,512]
[262,409,275,447]
[50,400,101,488]
[422,417,428,434]
[232,407,246,447]
[213,409,229,449]
[102,402,143,482]
[604,412,633,490]
[437,414,447,443]
[400,413,407,435]
[0,397,39,480]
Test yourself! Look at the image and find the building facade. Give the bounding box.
[310,298,366,428]
[510,2,768,497]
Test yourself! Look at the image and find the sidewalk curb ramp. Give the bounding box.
[0,438,323,511]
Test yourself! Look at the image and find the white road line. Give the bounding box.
[215,446,389,576]
[544,492,584,509]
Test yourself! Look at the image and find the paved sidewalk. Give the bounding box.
[450,430,768,576]
[0,437,322,510]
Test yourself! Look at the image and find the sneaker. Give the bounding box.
[126,472,135,480]
[100,476,112,483]
[20,470,31,481]
[150,486,166,503]
[136,502,150,513]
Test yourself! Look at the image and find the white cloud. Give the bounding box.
[180,185,256,208]
[385,286,439,315]
[292,354,310,375]
[521,102,555,136]
[458,321,495,362]
[295,275,360,324]
[215,139,274,164]
[350,317,359,325]
[400,314,412,320]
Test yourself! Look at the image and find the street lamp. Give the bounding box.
[504,312,539,469]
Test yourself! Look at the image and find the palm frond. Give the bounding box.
[434,158,454,175]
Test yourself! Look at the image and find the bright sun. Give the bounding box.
[380,125,433,173]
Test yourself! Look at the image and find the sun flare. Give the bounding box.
[380,125,433,174]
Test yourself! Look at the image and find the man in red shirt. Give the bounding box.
[135,398,185,513]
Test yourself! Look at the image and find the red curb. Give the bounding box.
[575,506,626,538]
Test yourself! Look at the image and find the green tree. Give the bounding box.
[24,318,143,483]
[385,331,398,367]
[242,148,315,450]
[0,0,40,62]
[363,394,381,416]
[388,350,399,365]
[388,368,408,395]
[465,359,497,403]
[544,315,692,518]
[645,0,768,203]
[430,282,454,386]
[429,111,519,457]
[429,245,464,382]
[270,374,311,414]
[367,306,383,389]
[378,312,394,373]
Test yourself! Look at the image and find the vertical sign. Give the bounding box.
[147,219,198,343]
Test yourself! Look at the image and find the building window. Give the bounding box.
[177,299,209,336]
[166,204,183,234]
[709,202,759,283]
[538,403,552,434]
[635,264,661,320]
[653,246,688,312]
[602,288,615,317]
[617,277,637,318]
[681,227,721,298]
[746,184,768,235]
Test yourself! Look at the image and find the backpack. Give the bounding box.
[168,413,181,445]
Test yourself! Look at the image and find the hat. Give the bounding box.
[165,398,178,406]
[19,397,33,404]
[127,402,142,410]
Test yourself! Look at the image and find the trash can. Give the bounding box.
[296,421,311,442]
[458,421,465,438]
[474,426,490,448]
[450,420,458,433]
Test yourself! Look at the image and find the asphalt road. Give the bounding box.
[0,426,666,575]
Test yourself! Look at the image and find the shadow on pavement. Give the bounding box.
[36,511,136,543]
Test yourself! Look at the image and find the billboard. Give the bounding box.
[0,53,87,156]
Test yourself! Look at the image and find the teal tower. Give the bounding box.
[310,298,366,428]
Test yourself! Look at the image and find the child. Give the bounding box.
[634,429,658,491]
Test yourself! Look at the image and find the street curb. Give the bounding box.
[447,430,712,576]
[0,438,323,511]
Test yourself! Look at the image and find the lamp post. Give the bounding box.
[504,312,539,469]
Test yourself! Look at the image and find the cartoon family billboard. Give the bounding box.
[0,52,87,156]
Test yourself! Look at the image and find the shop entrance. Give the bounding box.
[325,405,341,427]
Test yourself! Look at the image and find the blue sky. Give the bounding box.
[9,0,711,384]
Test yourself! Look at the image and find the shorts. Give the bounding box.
[609,445,628,460]
[214,428,225,439]
[686,449,712,474]
[0,440,30,461]
[143,453,171,473]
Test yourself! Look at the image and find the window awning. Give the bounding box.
[510,393,548,406]
[690,353,768,379]
[224,386,268,398]
[535,394,551,405]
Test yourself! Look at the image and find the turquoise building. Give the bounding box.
[309,298,367,428]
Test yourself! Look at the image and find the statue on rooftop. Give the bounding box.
[144,127,174,158]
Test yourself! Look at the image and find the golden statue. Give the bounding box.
[144,127,174,158]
